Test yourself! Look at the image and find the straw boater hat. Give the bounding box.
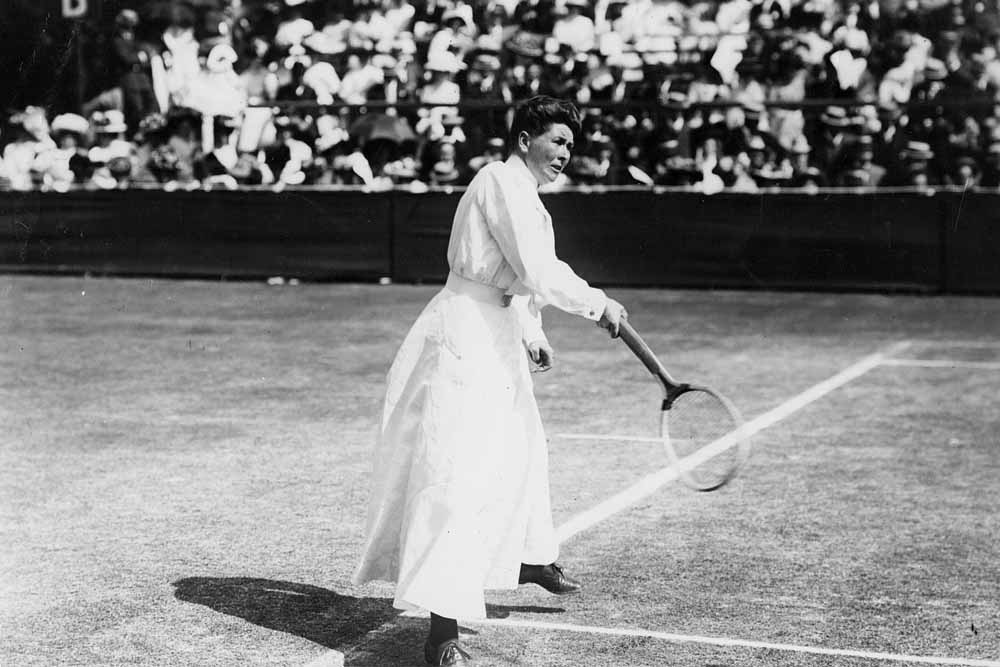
[901,140,934,161]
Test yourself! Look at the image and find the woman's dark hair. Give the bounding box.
[508,96,582,150]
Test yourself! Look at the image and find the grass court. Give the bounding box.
[2,275,998,666]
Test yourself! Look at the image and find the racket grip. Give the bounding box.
[619,320,670,381]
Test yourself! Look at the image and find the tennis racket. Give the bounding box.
[618,320,751,491]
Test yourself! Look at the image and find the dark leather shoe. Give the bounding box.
[424,638,471,665]
[518,562,582,595]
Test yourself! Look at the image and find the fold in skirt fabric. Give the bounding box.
[353,285,559,620]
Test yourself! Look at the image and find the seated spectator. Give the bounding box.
[3,107,54,191]
[88,110,135,189]
[553,0,596,53]
[195,116,243,189]
[37,113,92,191]
[419,51,464,105]
[338,50,386,104]
[427,4,476,61]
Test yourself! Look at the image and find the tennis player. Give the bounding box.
[353,96,627,665]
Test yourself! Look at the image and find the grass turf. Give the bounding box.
[2,275,998,666]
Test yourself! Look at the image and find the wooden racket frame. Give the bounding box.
[618,320,749,491]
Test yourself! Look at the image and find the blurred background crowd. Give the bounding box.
[4,0,1000,192]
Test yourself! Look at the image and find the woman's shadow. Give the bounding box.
[173,577,564,659]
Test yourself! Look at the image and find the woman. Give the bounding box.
[354,96,627,666]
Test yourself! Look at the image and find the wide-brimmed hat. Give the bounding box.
[441,5,473,27]
[92,109,128,134]
[820,105,852,127]
[51,113,89,137]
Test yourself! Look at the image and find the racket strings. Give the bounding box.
[664,388,745,490]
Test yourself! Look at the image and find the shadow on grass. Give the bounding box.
[173,576,564,659]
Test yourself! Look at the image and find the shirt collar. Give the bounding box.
[505,154,538,190]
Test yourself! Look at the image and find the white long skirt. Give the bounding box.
[353,283,559,620]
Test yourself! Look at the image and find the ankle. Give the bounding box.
[428,613,458,646]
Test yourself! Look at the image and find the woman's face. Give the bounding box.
[518,122,574,185]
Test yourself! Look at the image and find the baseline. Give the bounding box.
[465,617,1000,667]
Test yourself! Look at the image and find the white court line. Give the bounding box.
[554,433,662,442]
[882,359,1000,371]
[465,618,1000,667]
[554,340,912,542]
[908,340,1000,349]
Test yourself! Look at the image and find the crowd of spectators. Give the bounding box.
[4,0,1000,192]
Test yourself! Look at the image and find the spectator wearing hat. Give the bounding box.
[787,134,828,187]
[553,0,596,53]
[427,4,476,61]
[945,155,981,186]
[813,105,861,171]
[195,116,243,189]
[161,10,202,111]
[3,107,55,191]
[833,134,886,187]
[160,107,203,188]
[892,139,936,185]
[112,9,159,133]
[88,110,136,189]
[420,51,465,105]
[744,133,791,186]
[461,50,512,152]
[428,141,463,186]
[338,51,387,104]
[263,114,314,186]
[37,113,92,191]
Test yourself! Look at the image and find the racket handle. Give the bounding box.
[618,320,674,385]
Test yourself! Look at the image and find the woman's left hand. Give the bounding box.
[527,340,554,372]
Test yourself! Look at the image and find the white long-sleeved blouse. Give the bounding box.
[446,154,607,342]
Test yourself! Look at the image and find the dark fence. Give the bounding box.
[1,188,998,293]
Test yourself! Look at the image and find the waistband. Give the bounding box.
[445,271,509,307]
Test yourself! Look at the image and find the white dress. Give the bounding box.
[353,155,607,620]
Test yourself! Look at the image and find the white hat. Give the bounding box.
[51,113,89,136]
[441,4,474,27]
[92,109,128,134]
[207,44,238,72]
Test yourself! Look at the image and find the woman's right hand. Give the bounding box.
[597,298,628,338]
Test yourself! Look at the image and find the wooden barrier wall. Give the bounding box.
[1,189,997,293]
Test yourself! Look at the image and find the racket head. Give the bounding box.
[660,384,750,492]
